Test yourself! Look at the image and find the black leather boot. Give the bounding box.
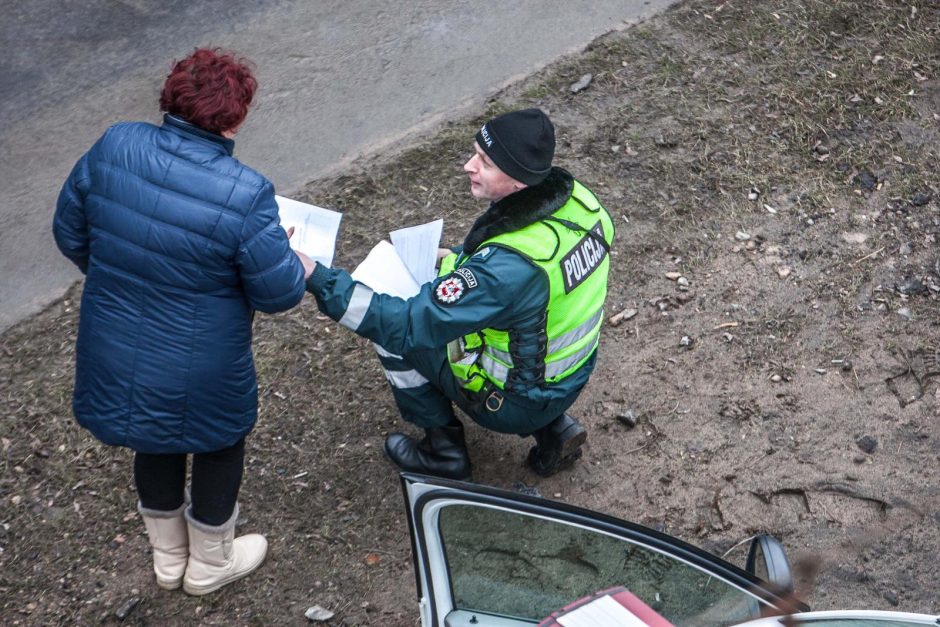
[526,414,587,477]
[384,422,472,480]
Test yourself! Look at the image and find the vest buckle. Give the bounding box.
[485,390,504,412]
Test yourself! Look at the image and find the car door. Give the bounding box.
[734,610,940,626]
[401,473,804,627]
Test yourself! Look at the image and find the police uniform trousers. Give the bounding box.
[374,345,594,436]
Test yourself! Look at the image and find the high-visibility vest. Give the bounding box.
[445,180,614,392]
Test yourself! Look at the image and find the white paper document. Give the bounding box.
[352,219,443,298]
[389,219,443,286]
[351,241,421,299]
[276,195,342,267]
[556,595,649,627]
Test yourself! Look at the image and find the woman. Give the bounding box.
[53,48,313,595]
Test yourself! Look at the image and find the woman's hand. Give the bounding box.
[295,250,315,279]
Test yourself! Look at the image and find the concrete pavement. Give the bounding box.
[0,0,675,332]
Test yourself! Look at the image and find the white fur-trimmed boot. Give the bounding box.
[138,502,189,590]
[182,504,267,596]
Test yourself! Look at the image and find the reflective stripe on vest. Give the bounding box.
[480,332,601,383]
[485,305,603,365]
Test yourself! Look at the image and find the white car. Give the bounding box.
[736,612,940,626]
[401,474,938,627]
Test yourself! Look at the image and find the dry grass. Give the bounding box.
[2,0,939,623]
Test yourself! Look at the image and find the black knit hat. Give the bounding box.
[475,108,555,186]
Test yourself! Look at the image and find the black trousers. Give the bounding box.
[134,437,245,526]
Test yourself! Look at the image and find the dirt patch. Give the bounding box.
[2,0,939,624]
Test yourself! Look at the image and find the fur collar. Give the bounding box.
[462,167,574,254]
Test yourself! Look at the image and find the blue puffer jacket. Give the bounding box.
[53,114,305,454]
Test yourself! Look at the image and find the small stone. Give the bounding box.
[883,590,899,606]
[305,605,336,622]
[856,435,878,454]
[511,482,541,497]
[735,231,751,241]
[770,374,782,382]
[898,278,927,295]
[731,245,742,253]
[814,368,827,374]
[853,455,867,464]
[748,188,760,201]
[679,336,693,347]
[853,170,877,191]
[745,240,757,250]
[841,232,868,244]
[616,410,637,428]
[569,73,593,94]
[665,271,682,280]
[897,307,913,321]
[776,266,792,279]
[899,242,912,256]
[608,308,638,327]
[677,277,690,287]
[911,191,931,206]
[115,597,141,621]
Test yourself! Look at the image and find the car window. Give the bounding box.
[438,503,765,626]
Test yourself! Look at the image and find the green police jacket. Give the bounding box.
[442,172,614,392]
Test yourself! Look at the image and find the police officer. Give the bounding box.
[305,108,613,479]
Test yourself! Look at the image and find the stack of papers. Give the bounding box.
[276,194,442,301]
[350,241,421,299]
[555,595,650,627]
[352,219,443,298]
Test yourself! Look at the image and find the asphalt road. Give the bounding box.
[0,0,674,333]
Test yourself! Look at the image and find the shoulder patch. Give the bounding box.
[434,274,472,305]
[472,246,494,260]
[454,267,478,288]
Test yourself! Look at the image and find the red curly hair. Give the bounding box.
[160,48,257,135]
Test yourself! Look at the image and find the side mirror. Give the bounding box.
[746,535,794,594]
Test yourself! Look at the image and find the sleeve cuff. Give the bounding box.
[305,262,332,294]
